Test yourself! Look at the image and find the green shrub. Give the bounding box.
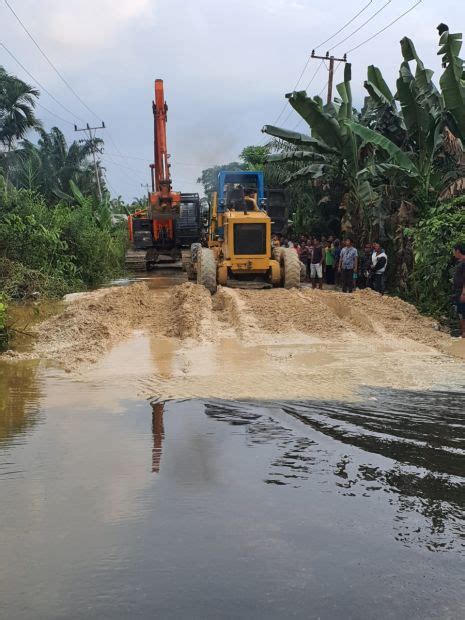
[0,185,126,299]
[0,293,7,351]
[407,197,465,317]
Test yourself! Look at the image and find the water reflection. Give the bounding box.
[204,389,465,554]
[0,360,43,445]
[151,401,165,473]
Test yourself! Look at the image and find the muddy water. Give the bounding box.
[1,354,465,620]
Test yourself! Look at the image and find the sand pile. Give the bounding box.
[2,281,460,378]
[4,283,155,370]
[164,283,213,340]
[239,287,449,350]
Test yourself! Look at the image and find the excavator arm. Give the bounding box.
[149,79,180,225]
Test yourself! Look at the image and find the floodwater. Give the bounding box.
[1,353,465,619]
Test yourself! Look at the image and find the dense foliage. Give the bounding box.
[0,181,126,300]
[0,66,128,348]
[408,197,465,316]
[259,25,465,317]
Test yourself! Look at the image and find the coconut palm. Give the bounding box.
[0,67,41,186]
[12,127,105,202]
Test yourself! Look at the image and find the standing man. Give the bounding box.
[452,244,465,338]
[359,243,373,289]
[370,242,388,295]
[306,237,314,282]
[339,238,358,293]
[311,237,324,289]
[324,241,335,285]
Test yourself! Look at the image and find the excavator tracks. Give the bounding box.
[124,249,148,271]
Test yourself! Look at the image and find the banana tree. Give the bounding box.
[263,64,390,241]
[353,33,465,213]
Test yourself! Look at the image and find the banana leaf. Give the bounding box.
[336,63,353,122]
[345,120,416,172]
[366,65,394,106]
[358,162,419,179]
[261,125,338,154]
[438,30,465,141]
[396,62,430,141]
[356,178,378,207]
[267,151,327,163]
[284,163,330,185]
[401,37,443,115]
[285,91,344,150]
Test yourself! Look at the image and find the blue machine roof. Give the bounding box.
[217,170,264,202]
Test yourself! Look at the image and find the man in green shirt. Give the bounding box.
[324,241,335,285]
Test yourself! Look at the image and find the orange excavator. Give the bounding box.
[126,79,202,270]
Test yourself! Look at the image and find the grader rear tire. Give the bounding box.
[187,243,202,280]
[197,248,217,294]
[282,248,301,289]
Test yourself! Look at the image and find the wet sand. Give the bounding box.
[2,279,464,402]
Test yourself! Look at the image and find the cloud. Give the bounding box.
[7,0,157,57]
[0,0,461,199]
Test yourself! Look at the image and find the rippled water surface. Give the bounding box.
[1,361,464,619]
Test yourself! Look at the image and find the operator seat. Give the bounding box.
[225,186,245,211]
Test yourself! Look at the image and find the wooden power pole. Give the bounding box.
[311,51,348,105]
[74,122,106,201]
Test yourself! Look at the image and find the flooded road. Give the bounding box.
[1,356,464,619]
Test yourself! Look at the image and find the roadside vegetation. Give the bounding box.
[0,66,128,349]
[198,25,465,319]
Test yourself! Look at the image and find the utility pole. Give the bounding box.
[74,122,106,201]
[311,51,348,105]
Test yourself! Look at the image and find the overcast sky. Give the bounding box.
[0,0,462,200]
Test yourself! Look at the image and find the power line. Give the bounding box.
[314,0,375,50]
[272,54,313,126]
[103,153,148,186]
[35,101,75,127]
[267,1,382,130]
[267,57,326,138]
[4,0,102,122]
[346,0,423,54]
[104,151,217,168]
[291,62,344,132]
[329,0,392,51]
[0,41,84,122]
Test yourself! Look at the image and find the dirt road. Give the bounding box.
[4,281,465,401]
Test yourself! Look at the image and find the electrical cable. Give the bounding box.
[0,41,84,122]
[329,0,392,51]
[269,58,326,136]
[4,0,102,122]
[314,0,375,50]
[291,61,344,131]
[102,153,148,186]
[35,101,75,127]
[346,0,423,54]
[268,1,382,128]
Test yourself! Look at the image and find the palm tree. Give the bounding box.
[0,67,41,187]
[13,127,105,201]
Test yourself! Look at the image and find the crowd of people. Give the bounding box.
[272,234,388,294]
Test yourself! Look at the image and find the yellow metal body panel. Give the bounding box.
[207,200,280,281]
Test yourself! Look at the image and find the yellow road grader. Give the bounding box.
[190,171,301,294]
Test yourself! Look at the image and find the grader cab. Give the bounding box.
[192,171,300,294]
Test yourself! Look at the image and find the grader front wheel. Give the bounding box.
[197,248,218,294]
[281,248,301,289]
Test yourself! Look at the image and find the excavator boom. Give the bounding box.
[153,79,170,192]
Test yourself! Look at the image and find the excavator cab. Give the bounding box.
[190,170,300,293]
